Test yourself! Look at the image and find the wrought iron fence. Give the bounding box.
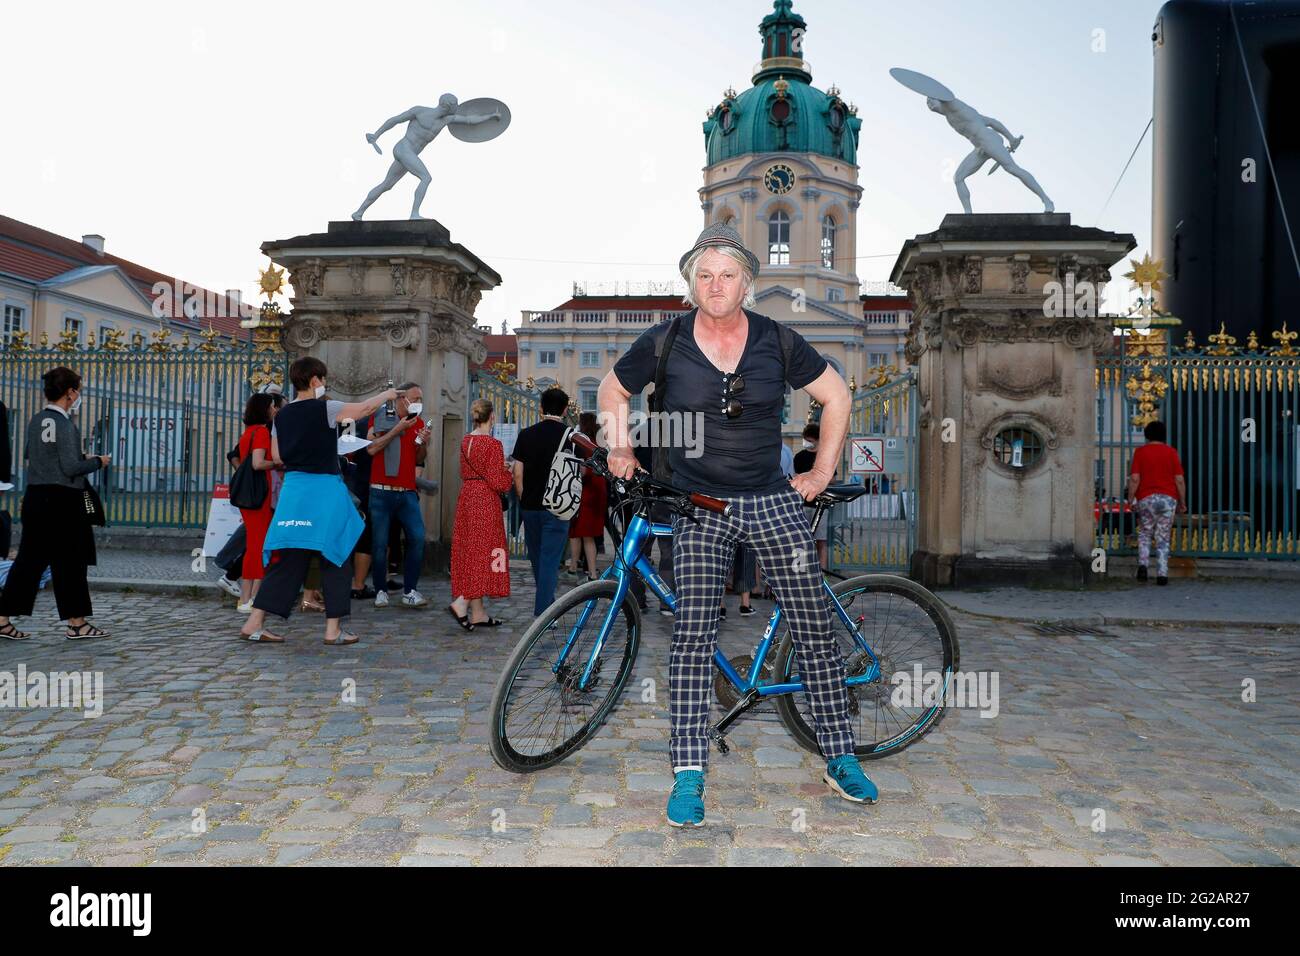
[0,326,286,529]
[829,370,918,573]
[1095,317,1300,559]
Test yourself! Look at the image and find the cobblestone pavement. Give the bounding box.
[1,568,1297,867]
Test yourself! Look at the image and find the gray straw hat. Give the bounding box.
[678,223,761,279]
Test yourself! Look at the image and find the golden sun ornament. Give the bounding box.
[1123,253,1167,293]
[258,264,287,300]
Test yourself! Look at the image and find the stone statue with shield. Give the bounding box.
[891,68,1054,214]
[352,93,511,221]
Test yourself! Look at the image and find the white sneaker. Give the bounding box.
[216,575,241,598]
[402,590,427,608]
[374,590,389,608]
[236,601,254,614]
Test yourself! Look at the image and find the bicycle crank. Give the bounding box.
[713,655,772,711]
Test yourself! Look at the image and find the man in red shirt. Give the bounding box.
[366,382,432,607]
[1125,419,1186,585]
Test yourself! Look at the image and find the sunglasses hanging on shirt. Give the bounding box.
[721,372,745,419]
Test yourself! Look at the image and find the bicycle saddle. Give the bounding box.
[809,484,870,506]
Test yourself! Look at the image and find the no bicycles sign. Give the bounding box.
[850,436,905,474]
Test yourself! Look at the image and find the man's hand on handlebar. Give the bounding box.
[607,446,638,480]
[569,432,730,517]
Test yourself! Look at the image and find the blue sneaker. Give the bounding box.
[824,754,879,804]
[666,770,706,827]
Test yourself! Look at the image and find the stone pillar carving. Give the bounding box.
[261,219,502,568]
[892,213,1136,588]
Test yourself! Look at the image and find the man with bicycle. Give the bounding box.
[598,223,877,827]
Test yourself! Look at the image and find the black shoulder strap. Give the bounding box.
[650,315,683,413]
[775,320,794,386]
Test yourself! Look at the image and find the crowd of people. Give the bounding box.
[0,352,1187,655]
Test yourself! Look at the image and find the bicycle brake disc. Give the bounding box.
[843,649,876,715]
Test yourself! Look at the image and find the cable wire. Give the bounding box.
[1230,0,1300,285]
[1093,117,1152,227]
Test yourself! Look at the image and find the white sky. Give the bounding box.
[0,0,1162,327]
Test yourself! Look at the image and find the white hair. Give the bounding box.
[681,245,756,309]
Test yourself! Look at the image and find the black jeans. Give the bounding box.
[0,485,94,620]
[252,548,352,619]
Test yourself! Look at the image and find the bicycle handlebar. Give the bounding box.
[688,492,730,516]
[566,432,732,518]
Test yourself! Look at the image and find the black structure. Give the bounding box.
[1152,0,1300,342]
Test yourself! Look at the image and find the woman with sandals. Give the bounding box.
[238,357,399,646]
[0,366,112,642]
[448,399,511,630]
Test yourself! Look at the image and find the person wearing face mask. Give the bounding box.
[239,357,398,645]
[365,381,431,609]
[0,366,111,641]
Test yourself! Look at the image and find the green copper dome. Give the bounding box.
[703,0,862,166]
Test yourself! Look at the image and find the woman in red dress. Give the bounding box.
[566,412,608,581]
[235,393,282,612]
[450,399,512,629]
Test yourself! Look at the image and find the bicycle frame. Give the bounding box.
[556,508,883,696]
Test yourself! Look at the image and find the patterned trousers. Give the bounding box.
[669,486,855,769]
[1136,493,1177,576]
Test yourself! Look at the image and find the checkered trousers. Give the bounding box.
[669,485,855,769]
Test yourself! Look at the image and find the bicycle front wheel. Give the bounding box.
[489,579,641,773]
[773,574,959,760]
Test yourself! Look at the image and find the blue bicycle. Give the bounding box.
[489,434,959,773]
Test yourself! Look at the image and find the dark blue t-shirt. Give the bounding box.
[613,309,827,496]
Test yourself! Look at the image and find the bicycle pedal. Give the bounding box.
[708,730,730,755]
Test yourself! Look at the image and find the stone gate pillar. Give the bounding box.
[891,213,1135,588]
[260,220,501,569]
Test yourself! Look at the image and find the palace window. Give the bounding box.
[580,350,600,367]
[821,216,835,269]
[538,349,557,367]
[869,351,890,368]
[63,313,84,344]
[768,210,790,266]
[827,288,843,302]
[580,389,598,413]
[2,304,25,344]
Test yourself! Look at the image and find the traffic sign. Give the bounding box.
[850,438,885,473]
[849,435,907,474]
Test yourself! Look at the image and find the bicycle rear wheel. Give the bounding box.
[773,574,959,759]
[489,579,641,772]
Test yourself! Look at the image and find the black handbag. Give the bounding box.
[463,436,510,512]
[228,428,269,511]
[82,482,106,527]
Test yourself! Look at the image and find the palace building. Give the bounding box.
[0,214,250,348]
[516,0,911,434]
